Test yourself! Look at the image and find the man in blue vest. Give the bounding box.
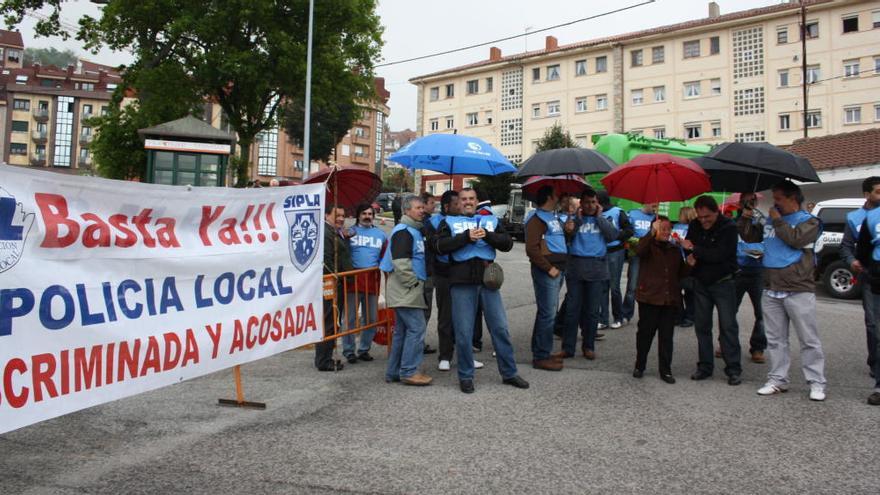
[739,181,826,401]
[558,188,619,360]
[437,187,529,394]
[734,192,768,364]
[840,176,880,382]
[856,200,880,405]
[622,203,658,325]
[525,186,572,371]
[342,203,387,364]
[598,190,634,330]
[382,195,432,386]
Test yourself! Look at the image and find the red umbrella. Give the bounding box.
[521,174,588,202]
[600,153,710,204]
[303,165,382,213]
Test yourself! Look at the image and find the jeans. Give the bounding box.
[693,278,742,377]
[762,292,826,389]
[434,275,455,362]
[531,265,565,361]
[562,276,605,355]
[385,307,427,381]
[599,249,626,325]
[735,268,767,354]
[868,288,880,391]
[342,292,378,357]
[451,284,519,381]
[621,256,640,321]
[635,302,675,375]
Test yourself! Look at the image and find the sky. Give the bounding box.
[16,0,784,131]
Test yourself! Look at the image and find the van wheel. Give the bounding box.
[821,260,861,299]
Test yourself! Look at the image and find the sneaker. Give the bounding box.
[809,386,826,402]
[610,321,622,329]
[438,360,451,372]
[757,383,788,396]
[867,392,880,406]
[474,360,485,369]
[598,323,608,330]
[401,373,433,386]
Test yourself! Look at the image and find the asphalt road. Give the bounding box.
[1,238,876,494]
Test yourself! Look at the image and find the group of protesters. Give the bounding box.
[316,176,880,404]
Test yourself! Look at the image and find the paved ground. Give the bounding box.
[1,238,876,494]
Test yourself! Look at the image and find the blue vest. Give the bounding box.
[846,207,869,237]
[379,224,427,280]
[602,207,623,247]
[570,216,607,258]
[762,210,818,269]
[349,225,386,269]
[865,207,880,261]
[429,213,450,264]
[445,214,499,262]
[526,209,567,254]
[737,238,765,268]
[629,209,655,238]
[672,222,689,240]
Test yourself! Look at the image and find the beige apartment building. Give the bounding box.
[410,0,880,194]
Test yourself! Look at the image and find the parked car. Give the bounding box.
[500,184,534,242]
[375,193,396,212]
[811,198,864,299]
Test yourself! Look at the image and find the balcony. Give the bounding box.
[80,112,93,122]
[30,153,47,166]
[351,152,370,165]
[351,133,371,144]
[33,108,49,121]
[31,130,47,143]
[79,134,93,146]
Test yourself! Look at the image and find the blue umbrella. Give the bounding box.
[389,134,516,176]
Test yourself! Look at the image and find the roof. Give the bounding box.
[785,128,880,171]
[138,115,236,142]
[411,0,832,81]
[0,30,23,48]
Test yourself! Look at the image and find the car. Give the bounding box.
[811,198,864,299]
[375,193,396,212]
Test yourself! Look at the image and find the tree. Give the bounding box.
[472,173,516,205]
[282,95,361,164]
[535,122,579,152]
[382,167,412,193]
[23,47,77,67]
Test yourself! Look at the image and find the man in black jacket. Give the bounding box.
[316,205,354,371]
[678,196,743,385]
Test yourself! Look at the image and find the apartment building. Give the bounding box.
[410,0,880,193]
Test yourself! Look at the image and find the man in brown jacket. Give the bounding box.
[633,216,689,383]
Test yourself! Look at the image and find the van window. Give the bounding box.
[816,207,855,233]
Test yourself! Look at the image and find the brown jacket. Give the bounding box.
[525,212,567,272]
[635,232,690,307]
[737,213,820,292]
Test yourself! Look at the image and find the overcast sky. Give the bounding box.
[18,0,783,131]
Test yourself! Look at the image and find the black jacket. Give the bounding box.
[685,215,738,286]
[436,215,513,285]
[857,218,880,295]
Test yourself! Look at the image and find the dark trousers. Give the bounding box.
[562,277,604,355]
[677,277,695,324]
[434,275,455,361]
[694,278,742,377]
[735,268,768,353]
[473,303,484,349]
[315,298,337,369]
[554,293,569,337]
[635,302,675,375]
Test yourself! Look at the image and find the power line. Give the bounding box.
[375,0,656,68]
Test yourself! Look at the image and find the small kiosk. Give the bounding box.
[139,116,235,187]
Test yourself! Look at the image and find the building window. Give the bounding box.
[294,160,304,171]
[631,49,643,67]
[683,40,700,58]
[429,87,439,101]
[485,77,493,92]
[844,59,860,78]
[844,106,861,124]
[778,69,789,87]
[631,89,644,105]
[546,64,560,81]
[647,86,662,102]
[354,126,367,138]
[806,110,821,128]
[842,14,859,33]
[10,143,27,155]
[101,105,109,116]
[734,87,765,116]
[874,10,880,28]
[875,104,880,122]
[466,80,478,95]
[53,95,74,167]
[595,56,607,73]
[711,121,722,137]
[257,129,278,176]
[575,59,587,76]
[710,36,720,55]
[710,78,722,95]
[12,99,29,111]
[445,116,454,129]
[7,49,20,64]
[806,65,820,84]
[575,97,588,112]
[875,57,880,74]
[653,127,666,139]
[532,104,541,118]
[684,81,701,98]
[354,145,366,157]
[76,82,95,91]
[40,79,56,88]
[341,144,350,156]
[804,21,819,39]
[11,120,28,132]
[777,27,788,44]
[485,111,493,124]
[532,67,541,81]
[445,84,454,98]
[466,112,478,126]
[652,46,664,64]
[596,94,608,110]
[501,69,523,111]
[685,124,702,139]
[500,118,522,146]
[732,26,764,79]
[374,111,384,165]
[779,114,791,130]
[547,100,561,116]
[734,131,765,143]
[429,119,439,131]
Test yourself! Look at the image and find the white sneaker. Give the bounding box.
[610,321,622,329]
[474,360,484,369]
[438,360,451,372]
[757,384,788,396]
[809,386,826,402]
[598,323,608,330]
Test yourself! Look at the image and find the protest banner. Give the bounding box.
[0,165,324,433]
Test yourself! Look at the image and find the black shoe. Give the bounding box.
[595,333,606,341]
[472,344,483,353]
[357,352,374,362]
[678,320,694,328]
[727,374,742,386]
[690,370,712,381]
[423,345,437,355]
[502,375,530,389]
[385,376,400,383]
[868,392,880,406]
[318,360,344,372]
[459,379,475,394]
[346,354,358,364]
[660,374,676,384]
[632,369,644,378]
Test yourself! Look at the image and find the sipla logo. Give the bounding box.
[0,188,34,274]
[467,142,482,151]
[285,210,320,272]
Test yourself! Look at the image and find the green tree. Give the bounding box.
[472,173,516,205]
[282,96,361,164]
[535,122,579,152]
[23,47,77,67]
[382,167,412,193]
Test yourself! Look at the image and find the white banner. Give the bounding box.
[0,165,325,434]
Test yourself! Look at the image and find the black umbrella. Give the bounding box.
[516,147,616,179]
[691,156,785,192]
[706,142,820,183]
